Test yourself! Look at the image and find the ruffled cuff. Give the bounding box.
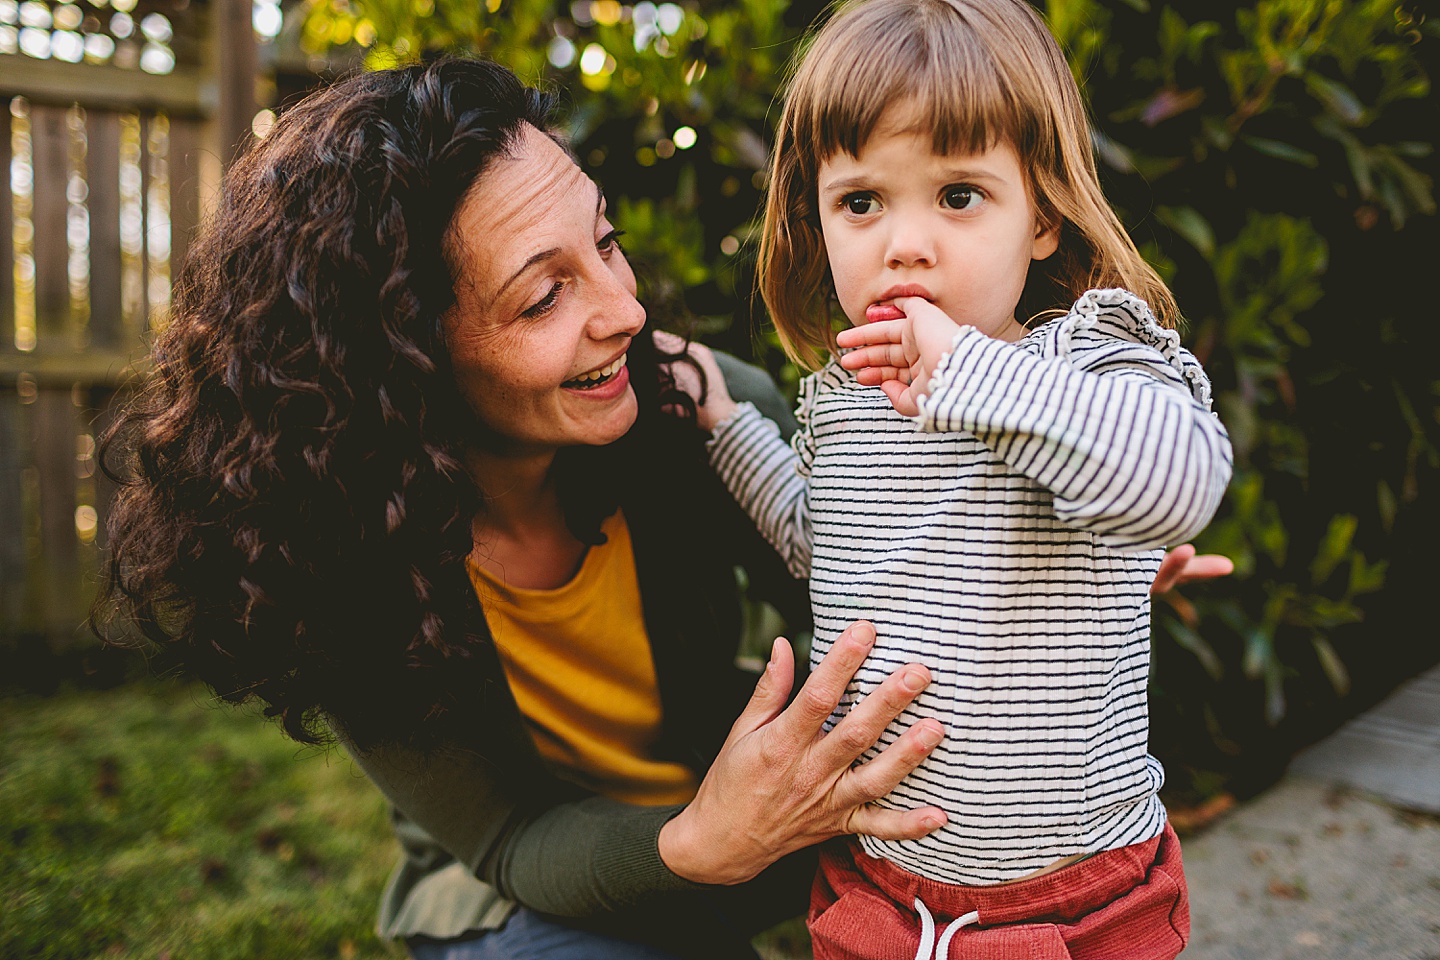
[916,324,986,426]
[1052,288,1213,410]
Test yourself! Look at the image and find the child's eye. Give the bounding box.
[841,193,880,216]
[942,184,983,211]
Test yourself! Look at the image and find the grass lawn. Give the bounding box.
[0,681,405,960]
[0,681,812,960]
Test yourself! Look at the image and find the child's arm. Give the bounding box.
[706,392,816,580]
[673,336,815,579]
[839,290,1232,551]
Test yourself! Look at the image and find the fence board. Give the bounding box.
[87,387,120,555]
[0,388,24,628]
[137,113,151,337]
[0,59,209,116]
[169,119,201,282]
[31,104,73,351]
[216,0,258,169]
[88,111,124,351]
[0,108,11,350]
[32,387,80,641]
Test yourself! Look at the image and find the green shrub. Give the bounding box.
[300,0,1438,790]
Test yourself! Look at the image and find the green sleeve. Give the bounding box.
[347,738,698,918]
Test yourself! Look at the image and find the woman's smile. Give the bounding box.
[561,351,629,391]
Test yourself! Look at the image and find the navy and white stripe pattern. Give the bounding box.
[709,290,1232,885]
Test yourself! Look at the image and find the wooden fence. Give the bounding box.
[0,0,255,652]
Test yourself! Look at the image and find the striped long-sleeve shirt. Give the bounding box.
[708,289,1233,885]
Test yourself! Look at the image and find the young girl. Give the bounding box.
[699,0,1233,957]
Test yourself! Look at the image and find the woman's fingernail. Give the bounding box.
[902,668,927,693]
[919,724,943,748]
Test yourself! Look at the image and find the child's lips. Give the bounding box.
[866,303,906,323]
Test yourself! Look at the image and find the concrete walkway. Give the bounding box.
[1183,664,1440,959]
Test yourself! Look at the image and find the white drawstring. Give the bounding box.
[913,897,935,960]
[935,908,979,959]
[912,898,980,960]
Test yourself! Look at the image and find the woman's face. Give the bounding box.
[445,124,646,457]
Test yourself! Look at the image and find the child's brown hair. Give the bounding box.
[758,0,1178,369]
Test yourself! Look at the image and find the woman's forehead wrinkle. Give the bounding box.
[462,143,592,302]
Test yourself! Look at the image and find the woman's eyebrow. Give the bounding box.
[495,184,605,300]
[496,247,560,302]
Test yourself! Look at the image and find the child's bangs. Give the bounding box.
[797,0,1030,163]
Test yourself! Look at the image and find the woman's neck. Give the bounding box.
[465,447,589,590]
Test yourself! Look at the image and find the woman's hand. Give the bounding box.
[1151,543,1234,596]
[835,297,962,417]
[658,620,946,886]
[653,329,738,432]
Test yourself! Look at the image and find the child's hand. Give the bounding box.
[836,297,965,416]
[1150,543,1234,596]
[653,329,737,431]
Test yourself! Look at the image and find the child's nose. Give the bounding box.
[884,215,937,268]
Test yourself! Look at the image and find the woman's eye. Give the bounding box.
[598,229,626,254]
[942,185,982,210]
[522,282,564,319]
[841,193,879,216]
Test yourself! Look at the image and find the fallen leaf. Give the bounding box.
[1167,793,1236,832]
[1267,878,1305,900]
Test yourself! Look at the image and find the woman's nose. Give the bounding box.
[589,261,647,339]
[885,213,937,268]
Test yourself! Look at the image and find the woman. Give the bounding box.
[97,59,1225,959]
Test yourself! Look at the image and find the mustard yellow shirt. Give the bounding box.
[468,509,699,806]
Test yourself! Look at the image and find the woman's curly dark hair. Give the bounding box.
[95,58,701,749]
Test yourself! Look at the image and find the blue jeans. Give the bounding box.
[406,908,687,960]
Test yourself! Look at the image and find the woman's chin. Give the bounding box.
[561,366,638,441]
[565,388,638,447]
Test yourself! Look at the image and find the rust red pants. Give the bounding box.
[808,824,1189,960]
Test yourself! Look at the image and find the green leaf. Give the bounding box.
[1305,74,1366,125]
[1241,135,1319,167]
[1347,554,1388,596]
[1156,205,1215,258]
[1376,481,1397,532]
[1091,130,1136,174]
[1263,656,1287,727]
[1240,618,1272,680]
[1309,514,1357,585]
[1311,635,1351,697]
[1162,615,1224,680]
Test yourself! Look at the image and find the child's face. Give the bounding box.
[816,111,1059,341]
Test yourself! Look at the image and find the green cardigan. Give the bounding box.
[347,354,810,951]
